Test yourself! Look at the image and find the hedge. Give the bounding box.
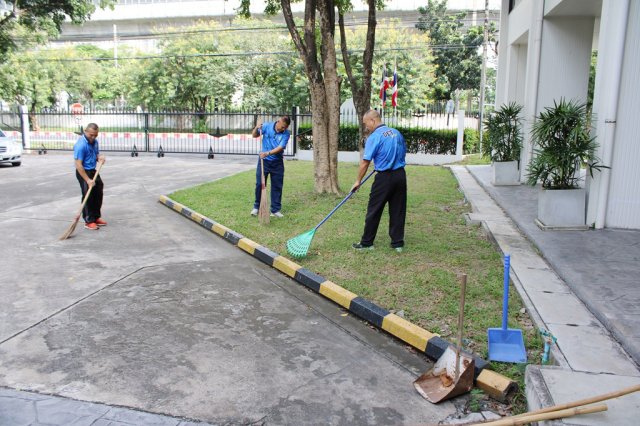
[297,123,475,155]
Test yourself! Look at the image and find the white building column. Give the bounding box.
[586,0,630,228]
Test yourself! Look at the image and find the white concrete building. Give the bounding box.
[496,0,640,229]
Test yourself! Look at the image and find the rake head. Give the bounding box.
[286,228,317,258]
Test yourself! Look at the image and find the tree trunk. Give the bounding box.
[29,104,40,132]
[281,0,340,194]
[339,0,376,154]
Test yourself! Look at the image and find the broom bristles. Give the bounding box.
[59,216,80,240]
[259,186,270,224]
[258,157,270,224]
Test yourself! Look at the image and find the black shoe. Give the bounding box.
[352,243,374,251]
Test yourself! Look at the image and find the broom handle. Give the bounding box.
[313,170,375,231]
[506,383,640,420]
[75,161,104,218]
[474,404,607,426]
[260,156,266,189]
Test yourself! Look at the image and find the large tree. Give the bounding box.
[128,22,238,112]
[0,50,65,129]
[240,0,345,194]
[339,17,434,113]
[338,0,377,151]
[0,1,113,60]
[416,0,495,101]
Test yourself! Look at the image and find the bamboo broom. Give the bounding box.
[258,156,270,224]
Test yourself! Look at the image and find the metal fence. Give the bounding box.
[4,110,299,157]
[1,106,480,156]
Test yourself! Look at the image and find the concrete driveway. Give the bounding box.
[0,153,455,425]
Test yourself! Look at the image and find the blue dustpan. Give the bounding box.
[488,255,527,363]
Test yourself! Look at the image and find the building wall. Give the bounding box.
[603,0,640,228]
[536,17,593,110]
[496,0,640,229]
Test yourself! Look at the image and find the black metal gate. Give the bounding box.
[2,108,303,157]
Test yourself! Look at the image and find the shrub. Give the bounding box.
[526,99,606,189]
[297,124,459,154]
[482,102,523,162]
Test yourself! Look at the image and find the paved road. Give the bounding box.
[0,153,455,425]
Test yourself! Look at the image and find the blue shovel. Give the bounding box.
[488,255,527,363]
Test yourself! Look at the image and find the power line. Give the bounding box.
[52,16,499,42]
[25,44,485,63]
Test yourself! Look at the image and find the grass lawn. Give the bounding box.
[170,160,541,412]
[460,153,491,165]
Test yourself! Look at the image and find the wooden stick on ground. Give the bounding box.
[505,383,640,420]
[471,404,607,426]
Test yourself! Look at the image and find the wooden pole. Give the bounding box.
[506,383,640,419]
[473,404,607,426]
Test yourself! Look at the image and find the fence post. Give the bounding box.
[19,105,30,149]
[144,112,150,153]
[292,106,299,156]
[456,109,465,158]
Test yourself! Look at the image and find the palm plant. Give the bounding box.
[526,99,606,189]
[482,102,523,162]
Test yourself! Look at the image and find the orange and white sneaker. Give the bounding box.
[95,218,108,227]
[84,222,99,230]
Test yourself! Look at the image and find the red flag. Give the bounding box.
[391,66,398,108]
[380,65,390,107]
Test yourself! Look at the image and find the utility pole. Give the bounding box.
[478,0,489,153]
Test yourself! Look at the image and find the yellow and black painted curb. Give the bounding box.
[159,195,517,402]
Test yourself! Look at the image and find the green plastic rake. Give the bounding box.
[286,170,375,258]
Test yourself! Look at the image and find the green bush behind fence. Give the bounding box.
[298,124,478,154]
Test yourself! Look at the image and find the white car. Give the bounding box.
[0,128,22,166]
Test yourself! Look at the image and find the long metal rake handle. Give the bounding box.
[313,170,375,231]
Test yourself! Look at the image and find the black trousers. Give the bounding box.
[360,167,407,248]
[76,169,104,223]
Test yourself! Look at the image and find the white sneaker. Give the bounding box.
[270,211,284,218]
[250,208,258,216]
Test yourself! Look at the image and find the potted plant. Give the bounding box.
[526,99,607,228]
[482,102,523,185]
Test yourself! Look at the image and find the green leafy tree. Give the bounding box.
[416,0,496,101]
[230,19,309,111]
[339,16,435,146]
[0,1,114,59]
[239,0,345,193]
[128,22,237,113]
[0,50,65,129]
[340,19,434,111]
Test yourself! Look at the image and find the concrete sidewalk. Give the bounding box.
[0,153,457,425]
[451,165,640,425]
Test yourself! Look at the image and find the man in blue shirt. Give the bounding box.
[351,110,407,252]
[73,123,106,231]
[251,116,291,218]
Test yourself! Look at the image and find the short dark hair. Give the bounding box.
[86,123,99,131]
[280,116,291,126]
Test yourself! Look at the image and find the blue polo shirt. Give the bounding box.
[260,122,290,161]
[73,135,100,170]
[363,124,406,171]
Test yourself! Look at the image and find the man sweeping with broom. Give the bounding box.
[74,123,106,231]
[250,116,291,219]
